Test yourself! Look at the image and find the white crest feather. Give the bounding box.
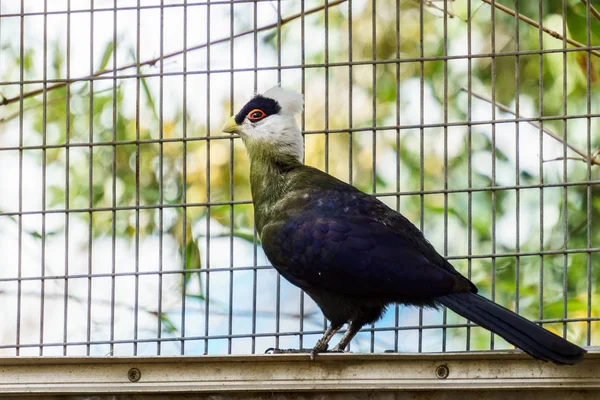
[262,86,304,116]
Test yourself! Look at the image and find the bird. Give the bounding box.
[222,86,586,365]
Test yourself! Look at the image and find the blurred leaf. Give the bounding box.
[22,48,34,72]
[261,30,277,45]
[232,229,256,243]
[160,313,178,334]
[185,293,205,301]
[567,2,600,44]
[128,47,158,122]
[140,74,159,122]
[543,297,589,317]
[567,2,600,83]
[28,230,59,239]
[98,41,115,71]
[575,53,598,85]
[185,238,202,285]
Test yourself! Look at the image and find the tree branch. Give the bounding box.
[460,87,600,167]
[420,0,463,20]
[579,0,600,22]
[543,156,588,163]
[0,86,117,125]
[0,0,347,108]
[479,0,600,58]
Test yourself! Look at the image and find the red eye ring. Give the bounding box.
[247,109,267,122]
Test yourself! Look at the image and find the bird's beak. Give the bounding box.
[222,116,241,134]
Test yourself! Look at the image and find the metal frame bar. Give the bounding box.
[0,352,599,394]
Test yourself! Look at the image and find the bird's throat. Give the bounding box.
[248,145,302,234]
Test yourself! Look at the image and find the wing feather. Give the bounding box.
[262,211,459,299]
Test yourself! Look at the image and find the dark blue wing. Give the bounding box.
[261,208,459,299]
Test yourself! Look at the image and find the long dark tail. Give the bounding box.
[438,292,586,365]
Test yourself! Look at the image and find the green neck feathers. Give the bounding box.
[246,141,302,234]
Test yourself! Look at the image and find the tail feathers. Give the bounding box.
[438,292,586,365]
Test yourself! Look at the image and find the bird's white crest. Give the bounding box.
[235,86,304,162]
[262,86,304,116]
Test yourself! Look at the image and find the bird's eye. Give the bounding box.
[247,109,267,122]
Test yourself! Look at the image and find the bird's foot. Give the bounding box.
[310,340,330,361]
[331,344,349,353]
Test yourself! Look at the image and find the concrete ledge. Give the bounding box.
[0,351,599,395]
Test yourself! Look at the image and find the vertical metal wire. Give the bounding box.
[490,0,497,351]
[347,0,353,188]
[250,0,259,355]
[324,0,330,174]
[441,0,449,352]
[180,0,188,356]
[514,0,521,319]
[537,0,545,329]
[465,0,473,351]
[370,0,378,353]
[561,0,569,340]
[86,0,95,357]
[274,0,282,351]
[16,0,24,357]
[134,0,141,356]
[393,0,400,353]
[228,0,235,355]
[298,0,306,351]
[157,0,165,356]
[371,0,376,195]
[276,1,281,82]
[417,0,425,354]
[345,0,355,349]
[39,0,48,357]
[204,0,212,355]
[62,0,71,356]
[109,0,118,357]
[585,0,593,347]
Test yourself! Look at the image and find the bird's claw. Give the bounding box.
[310,342,328,360]
[310,348,318,361]
[309,341,330,360]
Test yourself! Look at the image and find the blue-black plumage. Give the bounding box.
[222,86,586,364]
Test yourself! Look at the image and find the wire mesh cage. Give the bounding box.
[0,0,598,358]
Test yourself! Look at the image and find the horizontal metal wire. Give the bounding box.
[2,45,600,90]
[1,245,598,284]
[1,179,599,218]
[2,314,598,352]
[0,0,276,19]
[2,114,600,151]
[1,178,599,219]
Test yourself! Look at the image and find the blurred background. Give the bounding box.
[0,0,598,357]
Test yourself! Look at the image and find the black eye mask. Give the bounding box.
[234,95,281,125]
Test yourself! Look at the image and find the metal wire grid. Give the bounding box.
[0,0,597,357]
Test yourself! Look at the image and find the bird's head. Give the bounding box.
[222,86,304,162]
